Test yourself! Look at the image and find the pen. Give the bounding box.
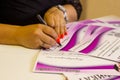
[36,14,47,25]
[36,14,62,46]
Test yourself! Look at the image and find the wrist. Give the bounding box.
[62,4,78,22]
[14,27,24,46]
[57,5,69,23]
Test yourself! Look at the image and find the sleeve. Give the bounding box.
[63,0,82,20]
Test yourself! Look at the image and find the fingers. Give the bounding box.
[54,16,66,38]
[36,25,57,48]
[34,32,57,49]
[44,7,67,37]
[42,25,58,39]
[35,33,56,49]
[39,41,51,49]
[40,31,57,46]
[35,39,51,49]
[17,24,59,49]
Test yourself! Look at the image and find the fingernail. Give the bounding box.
[58,34,62,39]
[56,37,60,43]
[56,38,62,46]
[61,34,64,38]
[65,32,68,35]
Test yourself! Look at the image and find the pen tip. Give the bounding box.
[58,43,62,46]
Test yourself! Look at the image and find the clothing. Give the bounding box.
[0,0,82,25]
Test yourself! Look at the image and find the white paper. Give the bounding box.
[33,16,120,79]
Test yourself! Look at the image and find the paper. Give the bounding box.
[64,73,116,80]
[33,18,120,79]
[33,50,120,75]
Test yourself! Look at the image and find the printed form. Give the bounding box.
[33,16,120,80]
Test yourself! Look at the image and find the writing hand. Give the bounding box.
[15,24,58,49]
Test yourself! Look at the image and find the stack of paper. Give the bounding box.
[33,16,120,80]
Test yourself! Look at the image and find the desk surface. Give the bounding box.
[0,45,66,80]
[0,15,120,80]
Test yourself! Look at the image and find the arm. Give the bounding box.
[0,24,19,45]
[0,24,58,49]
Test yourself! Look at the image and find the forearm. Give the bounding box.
[63,4,77,22]
[0,24,19,45]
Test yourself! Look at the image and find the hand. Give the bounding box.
[15,24,58,49]
[44,6,67,38]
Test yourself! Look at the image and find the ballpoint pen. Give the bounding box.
[36,14,62,46]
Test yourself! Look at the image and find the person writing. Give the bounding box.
[0,0,82,49]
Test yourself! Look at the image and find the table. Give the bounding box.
[0,15,120,80]
[0,45,66,80]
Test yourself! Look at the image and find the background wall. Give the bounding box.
[80,0,120,20]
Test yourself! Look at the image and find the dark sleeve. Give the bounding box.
[63,0,82,20]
